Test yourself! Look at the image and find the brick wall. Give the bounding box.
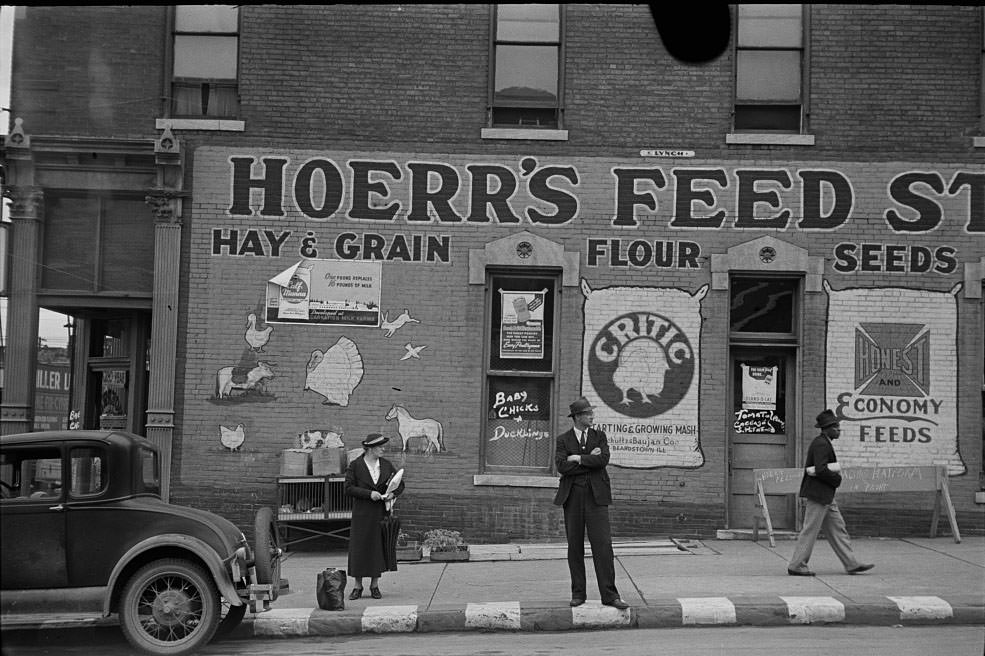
[7,5,982,542]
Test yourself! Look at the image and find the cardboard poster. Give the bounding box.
[741,364,777,410]
[500,290,546,359]
[266,259,382,327]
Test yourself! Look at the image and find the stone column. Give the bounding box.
[1,187,43,435]
[144,191,182,500]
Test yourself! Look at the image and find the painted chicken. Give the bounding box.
[220,423,246,451]
[245,313,272,352]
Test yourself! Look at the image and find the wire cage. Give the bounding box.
[276,476,352,521]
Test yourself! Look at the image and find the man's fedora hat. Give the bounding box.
[568,397,595,417]
[362,433,389,448]
[815,409,839,429]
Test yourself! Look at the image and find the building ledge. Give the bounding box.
[473,474,559,488]
[156,118,245,132]
[481,128,568,141]
[726,133,815,146]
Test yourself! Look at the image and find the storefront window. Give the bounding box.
[733,354,787,434]
[483,273,558,473]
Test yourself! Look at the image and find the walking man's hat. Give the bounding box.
[815,409,839,429]
[362,433,389,448]
[568,397,595,417]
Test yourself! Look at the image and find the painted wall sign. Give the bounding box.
[824,282,966,475]
[266,259,382,327]
[197,148,983,234]
[499,289,547,359]
[580,280,707,469]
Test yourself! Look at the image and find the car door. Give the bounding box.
[0,444,68,589]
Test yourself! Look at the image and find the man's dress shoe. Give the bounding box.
[603,598,629,609]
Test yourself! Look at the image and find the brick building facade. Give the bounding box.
[2,5,983,543]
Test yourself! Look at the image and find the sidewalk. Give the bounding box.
[231,535,985,638]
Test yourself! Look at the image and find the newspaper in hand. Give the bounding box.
[384,468,404,512]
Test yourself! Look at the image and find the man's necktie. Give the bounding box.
[579,431,586,449]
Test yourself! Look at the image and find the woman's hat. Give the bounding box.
[815,409,839,428]
[362,433,389,448]
[568,397,595,417]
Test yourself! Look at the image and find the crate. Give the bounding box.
[310,447,346,476]
[280,449,310,476]
[277,476,351,521]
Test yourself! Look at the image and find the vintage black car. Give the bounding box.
[0,430,282,655]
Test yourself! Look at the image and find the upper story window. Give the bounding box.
[734,4,805,133]
[172,5,239,118]
[489,4,563,129]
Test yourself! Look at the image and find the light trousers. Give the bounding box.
[788,498,862,572]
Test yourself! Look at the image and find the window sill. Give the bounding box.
[156,118,245,131]
[473,474,559,488]
[481,128,568,141]
[974,136,985,148]
[726,133,815,146]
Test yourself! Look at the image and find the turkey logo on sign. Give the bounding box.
[587,312,695,418]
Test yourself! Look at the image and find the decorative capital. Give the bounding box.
[145,190,183,225]
[1,186,44,219]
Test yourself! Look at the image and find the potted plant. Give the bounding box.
[395,530,423,562]
[423,529,470,562]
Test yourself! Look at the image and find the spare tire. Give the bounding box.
[253,507,283,602]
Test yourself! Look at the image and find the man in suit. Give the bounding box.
[553,397,629,609]
[788,409,874,576]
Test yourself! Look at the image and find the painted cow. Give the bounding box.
[216,361,275,398]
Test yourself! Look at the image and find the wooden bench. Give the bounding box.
[752,465,961,547]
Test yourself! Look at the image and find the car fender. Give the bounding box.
[103,534,243,616]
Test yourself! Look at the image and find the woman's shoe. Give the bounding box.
[370,587,382,599]
[349,588,363,600]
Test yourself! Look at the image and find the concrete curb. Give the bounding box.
[228,595,985,639]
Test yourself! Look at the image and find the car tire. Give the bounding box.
[213,597,247,639]
[119,558,220,656]
[253,506,282,602]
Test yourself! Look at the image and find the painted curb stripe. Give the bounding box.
[361,605,418,633]
[571,601,632,627]
[679,597,736,625]
[888,596,953,620]
[251,608,311,636]
[781,596,846,624]
[465,601,521,630]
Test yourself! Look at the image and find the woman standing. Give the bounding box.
[344,433,404,599]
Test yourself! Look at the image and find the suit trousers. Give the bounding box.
[563,483,619,602]
[788,498,862,573]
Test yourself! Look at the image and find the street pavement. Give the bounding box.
[231,535,984,639]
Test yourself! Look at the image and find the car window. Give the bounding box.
[138,446,160,495]
[70,446,105,497]
[0,447,63,501]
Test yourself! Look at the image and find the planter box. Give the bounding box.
[396,545,423,562]
[429,548,470,562]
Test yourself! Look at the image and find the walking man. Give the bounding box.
[553,397,629,608]
[788,409,874,576]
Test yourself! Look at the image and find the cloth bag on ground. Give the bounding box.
[316,567,347,611]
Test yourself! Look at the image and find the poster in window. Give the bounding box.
[740,364,777,410]
[500,289,546,359]
[485,377,552,468]
[265,259,382,327]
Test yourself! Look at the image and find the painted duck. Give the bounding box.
[245,313,272,352]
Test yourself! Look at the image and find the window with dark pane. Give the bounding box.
[490,4,562,128]
[729,278,798,335]
[172,5,239,118]
[734,4,804,133]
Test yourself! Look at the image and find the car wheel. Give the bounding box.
[253,506,282,602]
[213,597,247,639]
[119,558,220,656]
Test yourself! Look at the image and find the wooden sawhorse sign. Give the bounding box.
[752,465,961,547]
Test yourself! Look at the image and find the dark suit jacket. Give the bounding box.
[553,426,613,507]
[799,433,842,505]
